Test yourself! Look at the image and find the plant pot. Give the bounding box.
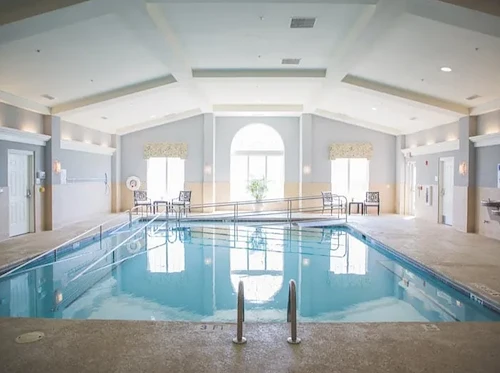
[253,201,264,212]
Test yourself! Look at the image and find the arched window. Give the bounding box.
[230,124,284,201]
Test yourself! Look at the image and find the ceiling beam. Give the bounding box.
[115,1,211,112]
[314,109,402,135]
[0,0,116,45]
[193,69,326,79]
[51,75,177,114]
[439,0,500,18]
[407,0,500,38]
[342,74,470,116]
[470,98,500,116]
[213,104,304,113]
[0,0,88,26]
[0,90,51,115]
[307,0,407,111]
[116,109,203,135]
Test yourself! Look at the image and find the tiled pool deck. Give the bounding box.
[1,214,500,372]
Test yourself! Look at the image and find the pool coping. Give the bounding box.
[344,224,500,316]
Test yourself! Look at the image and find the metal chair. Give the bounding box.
[171,190,192,216]
[133,191,151,213]
[364,191,380,215]
[321,191,344,215]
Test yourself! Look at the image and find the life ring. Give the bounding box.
[127,240,142,254]
[126,176,141,191]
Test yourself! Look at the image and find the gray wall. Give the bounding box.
[61,120,112,146]
[0,102,43,133]
[121,115,205,183]
[476,145,500,188]
[477,110,500,136]
[215,116,300,182]
[404,122,460,186]
[0,140,45,186]
[311,115,396,184]
[59,150,111,180]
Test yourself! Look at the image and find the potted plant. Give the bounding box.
[247,178,268,212]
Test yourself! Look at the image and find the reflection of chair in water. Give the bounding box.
[167,227,192,243]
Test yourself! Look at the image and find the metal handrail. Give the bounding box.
[287,279,301,344]
[172,194,348,225]
[69,211,163,283]
[233,280,247,344]
[0,209,141,279]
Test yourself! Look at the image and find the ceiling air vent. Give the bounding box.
[466,94,481,101]
[281,58,301,65]
[290,17,316,29]
[41,94,55,100]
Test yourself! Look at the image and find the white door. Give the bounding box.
[405,162,416,215]
[439,158,454,226]
[8,151,32,237]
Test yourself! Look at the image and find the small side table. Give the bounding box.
[153,200,170,214]
[348,201,364,215]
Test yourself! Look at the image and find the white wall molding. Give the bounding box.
[470,132,500,148]
[60,139,116,156]
[401,139,460,157]
[0,126,51,146]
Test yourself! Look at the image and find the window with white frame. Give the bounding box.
[147,157,185,201]
[331,158,369,201]
[230,124,284,201]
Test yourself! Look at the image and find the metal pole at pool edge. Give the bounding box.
[233,280,246,344]
[287,279,301,344]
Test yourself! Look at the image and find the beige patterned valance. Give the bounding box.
[329,143,373,160]
[143,142,188,159]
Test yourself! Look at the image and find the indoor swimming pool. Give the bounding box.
[1,223,499,323]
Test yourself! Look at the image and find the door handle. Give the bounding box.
[26,189,32,198]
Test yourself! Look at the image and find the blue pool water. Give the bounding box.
[1,223,499,322]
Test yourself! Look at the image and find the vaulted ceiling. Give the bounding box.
[0,0,499,135]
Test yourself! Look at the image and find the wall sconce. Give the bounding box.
[53,160,61,174]
[204,164,212,175]
[303,165,311,175]
[459,161,467,176]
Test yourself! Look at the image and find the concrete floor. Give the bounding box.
[1,214,500,372]
[0,213,129,273]
[1,319,500,373]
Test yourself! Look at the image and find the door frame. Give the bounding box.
[438,156,454,225]
[404,160,416,215]
[7,149,35,236]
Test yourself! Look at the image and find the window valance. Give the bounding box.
[143,142,188,159]
[329,143,373,160]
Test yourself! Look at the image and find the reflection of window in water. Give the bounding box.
[330,234,367,275]
[230,227,284,302]
[147,234,185,273]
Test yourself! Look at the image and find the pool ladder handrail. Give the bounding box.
[233,280,247,344]
[287,279,301,344]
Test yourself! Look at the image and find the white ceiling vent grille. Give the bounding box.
[281,58,301,65]
[41,94,55,100]
[466,94,481,101]
[290,17,316,28]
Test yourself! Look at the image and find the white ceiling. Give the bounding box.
[0,0,499,135]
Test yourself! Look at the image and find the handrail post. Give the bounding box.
[129,209,132,228]
[233,280,247,344]
[287,279,301,344]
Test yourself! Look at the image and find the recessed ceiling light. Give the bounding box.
[150,115,156,119]
[440,67,452,72]
[41,94,55,100]
[101,116,108,120]
[372,107,377,111]
[410,117,417,121]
